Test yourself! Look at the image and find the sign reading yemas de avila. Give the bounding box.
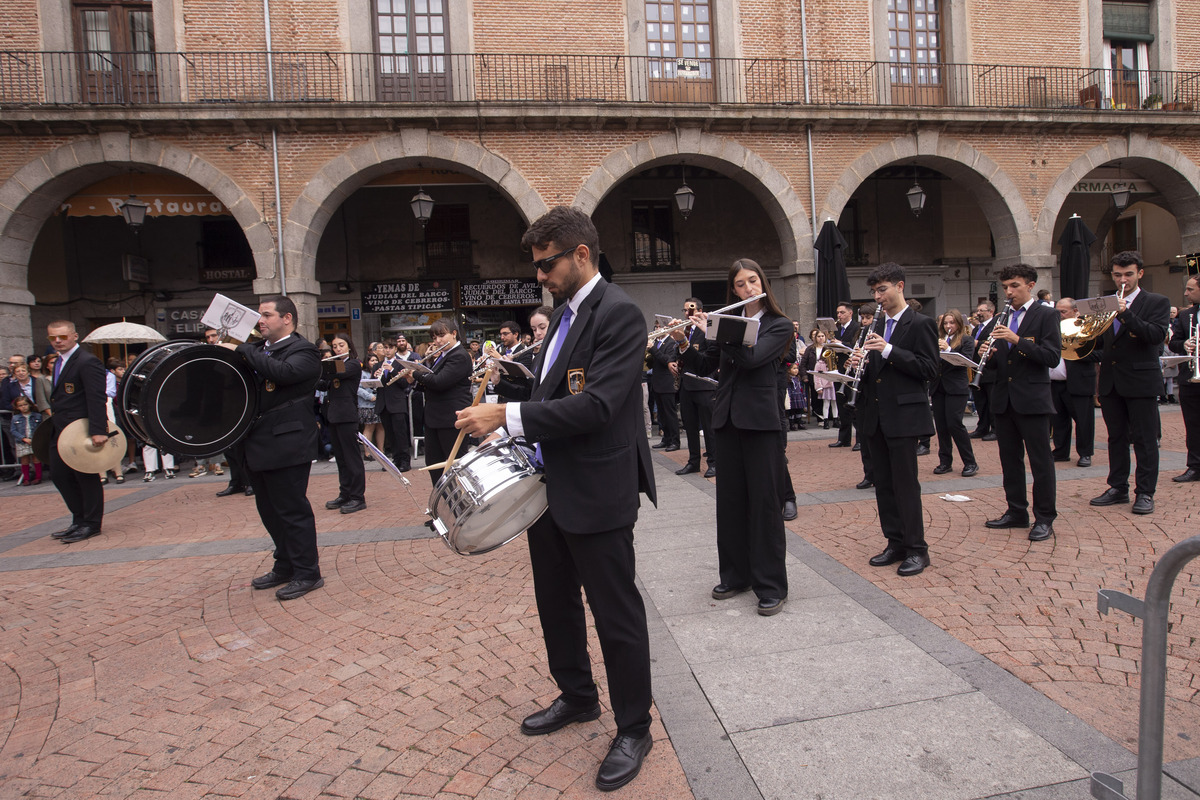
[362,281,453,313]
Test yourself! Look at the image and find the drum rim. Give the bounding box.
[146,356,254,450]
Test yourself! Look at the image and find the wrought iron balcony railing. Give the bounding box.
[2,50,1198,113]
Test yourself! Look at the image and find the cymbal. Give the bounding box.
[57,418,127,474]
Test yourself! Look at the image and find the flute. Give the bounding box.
[649,292,767,344]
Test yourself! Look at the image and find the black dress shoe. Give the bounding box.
[60,525,101,543]
[757,597,786,616]
[520,698,601,736]
[985,512,1029,529]
[1173,468,1199,483]
[932,464,952,475]
[399,463,411,472]
[1028,522,1053,541]
[915,445,931,456]
[897,553,931,576]
[276,578,324,601]
[712,583,751,600]
[1090,487,1129,506]
[852,443,862,451]
[675,463,700,475]
[828,441,848,448]
[969,430,985,439]
[703,466,716,478]
[651,441,670,449]
[1053,454,1071,462]
[325,496,349,509]
[782,500,797,521]
[981,433,998,441]
[856,479,874,490]
[961,464,979,477]
[216,485,245,497]
[251,571,291,590]
[244,486,255,496]
[339,499,366,514]
[595,732,653,792]
[1077,456,1092,468]
[1132,494,1155,515]
[663,444,680,452]
[869,546,905,567]
[51,523,81,540]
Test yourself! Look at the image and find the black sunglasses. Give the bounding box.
[532,245,578,274]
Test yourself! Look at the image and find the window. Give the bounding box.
[73,0,156,103]
[375,0,450,101]
[423,205,472,277]
[887,0,943,105]
[645,1,713,102]
[631,202,678,271]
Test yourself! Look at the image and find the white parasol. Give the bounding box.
[83,321,167,345]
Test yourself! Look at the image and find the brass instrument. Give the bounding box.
[648,292,768,344]
[385,341,451,386]
[1061,284,1125,361]
[844,303,880,408]
[473,339,542,379]
[821,346,838,372]
[968,302,1013,390]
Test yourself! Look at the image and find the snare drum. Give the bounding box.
[116,341,258,458]
[427,437,548,555]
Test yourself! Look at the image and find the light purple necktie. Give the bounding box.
[533,305,574,467]
[53,357,61,384]
[1010,308,1023,334]
[884,318,895,343]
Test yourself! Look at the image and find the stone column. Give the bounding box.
[0,286,36,358]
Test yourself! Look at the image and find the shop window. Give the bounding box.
[73,0,156,103]
[375,0,451,101]
[632,202,678,272]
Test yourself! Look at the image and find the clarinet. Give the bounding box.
[968,302,1013,390]
[844,304,882,409]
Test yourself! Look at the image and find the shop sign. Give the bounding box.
[459,278,543,308]
[317,303,349,317]
[1071,179,1151,194]
[362,281,453,313]
[199,265,254,282]
[162,306,208,336]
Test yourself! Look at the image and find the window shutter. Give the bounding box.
[1103,1,1153,43]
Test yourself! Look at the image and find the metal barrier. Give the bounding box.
[1090,534,1200,800]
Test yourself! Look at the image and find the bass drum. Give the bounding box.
[117,341,257,458]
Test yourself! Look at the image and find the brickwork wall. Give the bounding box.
[0,0,42,50]
[804,0,875,62]
[1178,2,1200,77]
[967,0,1086,66]
[471,1,627,54]
[180,0,268,50]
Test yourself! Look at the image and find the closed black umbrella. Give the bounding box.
[1058,215,1096,301]
[815,220,851,319]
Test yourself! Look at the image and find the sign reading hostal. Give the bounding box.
[361,281,453,313]
[459,278,543,308]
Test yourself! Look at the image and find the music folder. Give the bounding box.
[320,357,346,375]
[809,370,854,383]
[1161,355,1191,368]
[705,313,760,347]
[815,317,836,335]
[493,359,534,380]
[682,371,718,387]
[939,351,980,369]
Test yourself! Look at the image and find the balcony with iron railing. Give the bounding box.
[2,51,1199,114]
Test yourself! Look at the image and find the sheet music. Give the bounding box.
[682,371,719,387]
[939,351,980,369]
[1078,294,1121,315]
[201,294,260,342]
[1161,355,1191,368]
[705,313,760,347]
[810,370,854,383]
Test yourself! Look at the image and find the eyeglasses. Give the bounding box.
[47,334,71,342]
[532,246,578,274]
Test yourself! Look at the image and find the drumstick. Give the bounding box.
[420,366,493,473]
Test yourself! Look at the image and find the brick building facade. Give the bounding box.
[1,0,1198,354]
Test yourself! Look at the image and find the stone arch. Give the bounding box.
[571,130,813,277]
[820,131,1036,267]
[1040,135,1200,255]
[284,131,548,286]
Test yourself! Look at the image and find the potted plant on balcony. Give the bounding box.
[1143,93,1163,110]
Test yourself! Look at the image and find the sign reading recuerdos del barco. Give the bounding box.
[362,281,453,313]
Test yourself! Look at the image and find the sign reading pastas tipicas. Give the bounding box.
[361,281,453,313]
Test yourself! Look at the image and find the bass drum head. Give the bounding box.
[118,341,258,457]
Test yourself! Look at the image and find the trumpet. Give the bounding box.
[385,340,452,386]
[648,292,768,344]
[969,302,1013,390]
[472,339,543,379]
[844,304,880,408]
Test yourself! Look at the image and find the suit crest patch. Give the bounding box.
[567,369,585,395]
[693,343,700,351]
[265,380,276,392]
[332,379,341,389]
[64,383,75,394]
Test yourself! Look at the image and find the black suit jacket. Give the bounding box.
[931,335,975,396]
[984,302,1061,416]
[677,325,716,393]
[236,334,322,471]
[49,347,107,436]
[1096,289,1171,397]
[1063,352,1099,395]
[1169,305,1199,389]
[414,346,472,428]
[647,337,678,393]
[859,307,938,438]
[522,280,657,534]
[834,320,860,371]
[317,357,362,425]
[700,313,794,432]
[494,345,539,401]
[374,357,412,414]
[973,315,1000,385]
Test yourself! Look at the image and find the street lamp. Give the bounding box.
[410,187,435,227]
[906,180,927,218]
[1111,161,1132,213]
[674,166,695,220]
[118,195,150,229]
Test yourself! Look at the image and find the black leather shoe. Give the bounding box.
[1090,487,1129,506]
[339,499,366,514]
[251,571,291,590]
[856,479,874,490]
[961,464,979,477]
[712,583,750,600]
[325,496,349,509]
[276,578,324,601]
[985,512,1029,529]
[60,525,100,543]
[216,485,245,497]
[663,444,680,452]
[757,597,786,616]
[933,464,952,475]
[703,466,716,478]
[915,444,930,456]
[1077,456,1092,468]
[1132,494,1155,515]
[969,430,985,439]
[1028,522,1053,541]
[897,553,931,576]
[852,443,862,451]
[675,462,700,476]
[1053,454,1071,462]
[1173,468,1199,483]
[51,523,80,540]
[595,732,653,792]
[869,546,905,567]
[828,442,848,448]
[399,462,411,472]
[651,441,670,449]
[782,500,797,521]
[981,433,998,441]
[244,486,255,496]
[520,698,601,736]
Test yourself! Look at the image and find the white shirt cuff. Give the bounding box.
[505,402,525,438]
[881,343,894,359]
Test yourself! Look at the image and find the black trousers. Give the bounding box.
[653,390,679,445]
[1100,392,1160,496]
[932,390,975,467]
[971,383,992,435]
[994,410,1056,523]
[526,515,651,738]
[328,420,365,502]
[836,390,856,445]
[864,428,926,554]
[248,461,319,581]
[49,428,104,527]
[714,425,788,600]
[224,442,248,489]
[423,425,462,486]
[384,410,411,470]
[1051,381,1095,458]
[678,388,714,467]
[1181,387,1200,471]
